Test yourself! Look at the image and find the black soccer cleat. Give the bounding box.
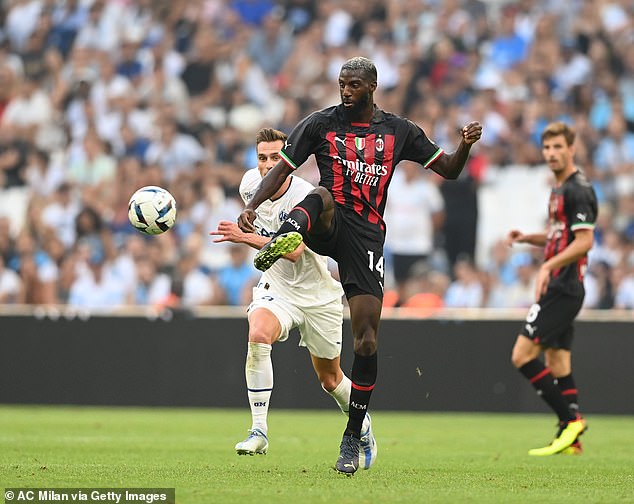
[253,232,303,272]
[335,435,360,475]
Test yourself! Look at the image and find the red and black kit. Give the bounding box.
[520,170,598,349]
[279,104,443,299]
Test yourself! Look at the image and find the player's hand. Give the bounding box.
[209,220,247,243]
[461,121,482,145]
[237,209,257,233]
[506,230,524,247]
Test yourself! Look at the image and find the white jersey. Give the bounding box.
[240,169,344,307]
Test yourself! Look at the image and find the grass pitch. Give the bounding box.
[1,406,633,504]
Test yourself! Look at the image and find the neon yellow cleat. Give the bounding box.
[528,417,586,456]
[560,440,583,455]
[254,232,303,271]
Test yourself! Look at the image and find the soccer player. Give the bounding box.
[507,122,597,456]
[237,57,482,473]
[210,127,377,469]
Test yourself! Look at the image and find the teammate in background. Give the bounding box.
[507,122,597,456]
[210,128,377,469]
[238,57,482,474]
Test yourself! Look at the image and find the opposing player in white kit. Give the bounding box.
[210,128,376,469]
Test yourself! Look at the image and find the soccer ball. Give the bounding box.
[128,186,177,235]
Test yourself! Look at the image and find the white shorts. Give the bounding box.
[247,287,343,360]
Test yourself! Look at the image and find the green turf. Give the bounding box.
[1,406,633,504]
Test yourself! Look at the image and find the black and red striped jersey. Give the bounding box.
[279,104,443,234]
[544,170,598,295]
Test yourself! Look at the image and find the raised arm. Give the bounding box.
[429,121,482,180]
[506,230,548,248]
[237,161,293,232]
[210,220,305,262]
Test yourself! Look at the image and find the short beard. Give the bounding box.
[342,93,371,121]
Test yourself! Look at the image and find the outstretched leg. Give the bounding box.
[254,188,334,271]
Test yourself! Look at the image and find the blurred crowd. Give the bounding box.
[0,0,632,312]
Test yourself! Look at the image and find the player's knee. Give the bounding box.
[511,349,530,369]
[248,327,276,345]
[319,373,340,392]
[545,360,567,377]
[313,186,334,210]
[354,330,378,356]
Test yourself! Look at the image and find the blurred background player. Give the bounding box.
[508,122,597,456]
[210,127,376,469]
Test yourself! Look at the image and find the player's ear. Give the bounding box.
[370,81,377,93]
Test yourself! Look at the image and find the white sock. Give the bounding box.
[245,342,273,434]
[325,375,370,434]
[325,374,351,415]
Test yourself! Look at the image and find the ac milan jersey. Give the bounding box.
[544,170,597,296]
[279,105,443,234]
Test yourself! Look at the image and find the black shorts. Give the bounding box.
[519,288,584,350]
[305,206,385,300]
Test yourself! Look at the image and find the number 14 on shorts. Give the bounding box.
[367,250,384,278]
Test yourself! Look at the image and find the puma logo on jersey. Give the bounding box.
[576,213,587,221]
[335,136,346,146]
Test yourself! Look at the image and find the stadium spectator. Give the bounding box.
[246,7,294,77]
[24,148,65,197]
[614,262,634,309]
[41,182,81,249]
[486,252,537,309]
[129,257,171,307]
[0,254,21,303]
[66,128,117,194]
[0,0,630,314]
[398,264,449,317]
[1,72,53,144]
[383,160,445,306]
[173,243,219,307]
[67,237,126,310]
[444,255,485,308]
[10,229,58,304]
[144,117,206,183]
[216,244,258,306]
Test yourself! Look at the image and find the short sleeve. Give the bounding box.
[279,112,321,170]
[401,120,444,169]
[568,184,597,232]
[239,169,259,206]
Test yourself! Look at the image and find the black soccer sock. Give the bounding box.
[274,193,323,238]
[519,359,576,423]
[556,373,580,416]
[344,352,377,439]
